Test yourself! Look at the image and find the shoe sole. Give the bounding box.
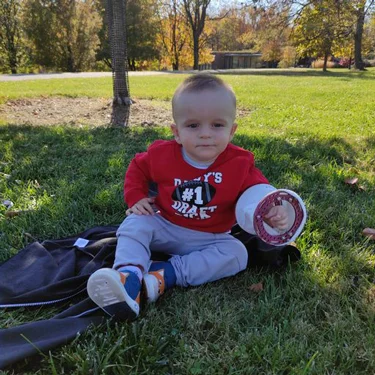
[87,269,139,319]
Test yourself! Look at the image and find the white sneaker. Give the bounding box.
[87,268,141,320]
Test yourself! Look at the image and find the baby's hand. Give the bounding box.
[263,205,289,231]
[126,197,155,216]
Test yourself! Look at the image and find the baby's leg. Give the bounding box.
[87,214,165,320]
[113,214,248,288]
[113,213,163,271]
[169,234,248,287]
[145,215,248,287]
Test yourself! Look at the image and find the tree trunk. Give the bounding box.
[128,58,136,71]
[323,52,328,72]
[67,45,75,72]
[9,48,17,74]
[183,0,210,71]
[111,98,132,126]
[193,33,199,70]
[354,4,366,71]
[107,0,131,127]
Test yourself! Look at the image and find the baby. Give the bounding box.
[87,73,289,321]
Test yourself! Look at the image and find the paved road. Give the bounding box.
[0,71,184,81]
[0,69,288,81]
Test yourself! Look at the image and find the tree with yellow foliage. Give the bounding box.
[157,0,213,70]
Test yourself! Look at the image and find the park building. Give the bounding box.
[199,51,263,70]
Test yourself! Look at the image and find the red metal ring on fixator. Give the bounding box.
[253,190,306,246]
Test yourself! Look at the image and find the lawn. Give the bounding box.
[1,68,375,374]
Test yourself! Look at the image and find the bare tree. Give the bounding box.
[182,0,211,70]
[106,0,131,126]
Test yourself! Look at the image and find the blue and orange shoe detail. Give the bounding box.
[143,261,176,303]
[87,268,141,321]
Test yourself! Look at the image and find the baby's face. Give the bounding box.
[171,88,237,164]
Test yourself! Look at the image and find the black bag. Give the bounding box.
[231,224,301,268]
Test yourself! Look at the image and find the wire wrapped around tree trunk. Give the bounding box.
[106,0,132,126]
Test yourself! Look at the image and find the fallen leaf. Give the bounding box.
[345,177,358,185]
[249,282,264,292]
[363,228,375,240]
[5,210,22,218]
[5,210,31,218]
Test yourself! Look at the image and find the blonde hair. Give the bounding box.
[172,74,236,119]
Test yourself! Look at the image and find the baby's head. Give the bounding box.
[172,73,236,120]
[171,74,238,164]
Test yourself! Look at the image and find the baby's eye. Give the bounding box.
[187,123,198,128]
[213,123,224,128]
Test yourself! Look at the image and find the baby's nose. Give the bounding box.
[199,126,212,137]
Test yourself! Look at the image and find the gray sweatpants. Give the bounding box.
[114,213,248,287]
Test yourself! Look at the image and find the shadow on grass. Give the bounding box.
[2,123,375,373]
[0,123,372,245]
[0,124,170,251]
[365,135,375,149]
[1,122,373,255]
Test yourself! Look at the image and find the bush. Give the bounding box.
[93,61,111,72]
[364,59,375,67]
[338,58,352,68]
[279,46,297,68]
[311,59,337,69]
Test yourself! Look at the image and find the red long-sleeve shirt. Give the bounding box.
[124,140,268,233]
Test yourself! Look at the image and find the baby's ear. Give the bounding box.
[171,124,181,144]
[230,123,238,139]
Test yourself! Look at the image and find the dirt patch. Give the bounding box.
[0,97,173,127]
[0,97,251,127]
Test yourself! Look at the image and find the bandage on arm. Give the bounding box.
[235,184,307,246]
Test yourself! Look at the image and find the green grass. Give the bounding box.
[1,68,375,374]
